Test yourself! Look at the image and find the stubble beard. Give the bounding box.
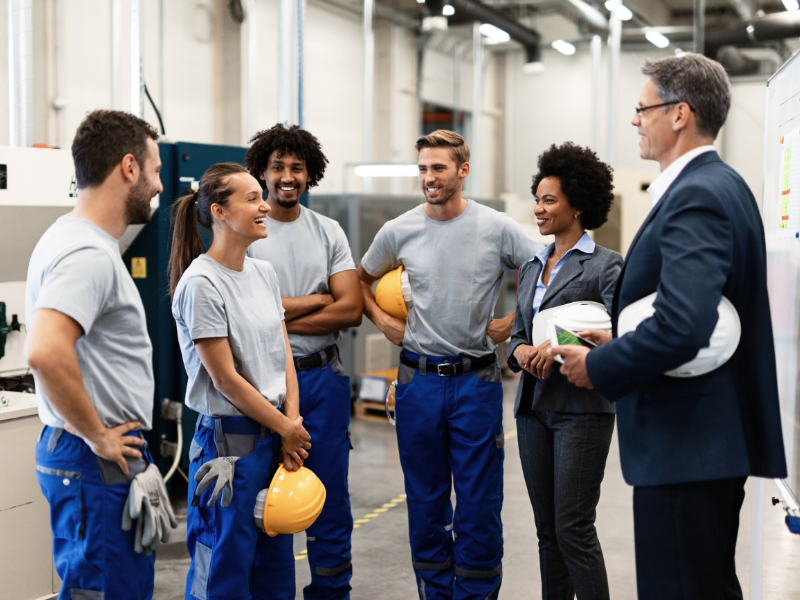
[125,177,156,225]
[424,176,460,206]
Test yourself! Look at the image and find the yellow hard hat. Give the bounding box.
[374,265,412,320]
[253,464,326,537]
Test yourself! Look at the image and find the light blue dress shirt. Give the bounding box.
[531,232,596,318]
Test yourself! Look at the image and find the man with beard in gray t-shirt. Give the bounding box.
[245,124,362,600]
[358,130,541,600]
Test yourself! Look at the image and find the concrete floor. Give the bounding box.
[154,374,800,599]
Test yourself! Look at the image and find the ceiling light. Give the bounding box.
[604,0,633,21]
[645,30,670,48]
[523,61,545,75]
[782,0,799,10]
[442,4,455,15]
[551,40,576,55]
[416,0,425,3]
[479,23,510,44]
[354,164,420,178]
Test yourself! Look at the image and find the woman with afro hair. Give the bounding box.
[507,142,622,600]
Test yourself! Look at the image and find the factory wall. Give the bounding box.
[0,0,776,211]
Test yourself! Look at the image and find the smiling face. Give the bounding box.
[212,172,270,241]
[632,79,678,164]
[417,147,468,205]
[262,150,308,208]
[534,176,582,237]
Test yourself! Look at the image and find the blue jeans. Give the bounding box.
[186,416,295,600]
[35,425,156,600]
[396,351,504,600]
[516,408,614,600]
[296,350,354,600]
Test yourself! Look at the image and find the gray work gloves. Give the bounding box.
[122,464,178,555]
[193,456,238,508]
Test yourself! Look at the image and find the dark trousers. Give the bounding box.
[517,408,615,600]
[633,476,747,600]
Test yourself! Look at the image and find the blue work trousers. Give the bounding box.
[186,416,295,600]
[35,425,156,600]
[296,349,354,600]
[395,351,505,600]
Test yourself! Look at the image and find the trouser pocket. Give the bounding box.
[36,465,83,540]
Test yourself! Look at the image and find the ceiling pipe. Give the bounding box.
[426,0,542,68]
[704,10,800,58]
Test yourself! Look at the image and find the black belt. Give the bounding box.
[400,353,496,377]
[294,345,339,372]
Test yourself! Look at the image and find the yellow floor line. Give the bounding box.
[292,432,516,562]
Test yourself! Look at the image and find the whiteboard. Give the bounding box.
[763,51,800,492]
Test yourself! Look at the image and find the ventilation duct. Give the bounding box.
[425,0,542,70]
[705,10,800,58]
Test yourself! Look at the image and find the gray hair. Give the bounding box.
[641,52,731,140]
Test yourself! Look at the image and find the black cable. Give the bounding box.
[144,83,166,135]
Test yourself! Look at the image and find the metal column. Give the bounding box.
[130,0,143,117]
[471,21,483,197]
[279,0,293,124]
[7,0,33,147]
[246,0,257,138]
[694,0,705,55]
[363,0,375,193]
[606,2,622,167]
[298,0,306,127]
[591,34,602,153]
[111,0,121,110]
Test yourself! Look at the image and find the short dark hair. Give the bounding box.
[415,130,470,165]
[245,124,328,190]
[641,52,731,140]
[531,142,614,231]
[71,110,159,189]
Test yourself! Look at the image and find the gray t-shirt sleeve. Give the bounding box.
[361,223,400,278]
[179,276,229,339]
[330,223,356,276]
[501,217,543,269]
[34,247,115,334]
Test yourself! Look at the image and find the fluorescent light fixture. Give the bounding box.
[551,40,576,55]
[565,0,608,28]
[604,0,633,20]
[783,0,799,10]
[479,23,510,44]
[354,164,420,178]
[523,61,545,75]
[645,30,670,48]
[416,0,425,3]
[442,4,455,15]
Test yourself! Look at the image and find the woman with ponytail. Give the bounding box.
[169,163,309,600]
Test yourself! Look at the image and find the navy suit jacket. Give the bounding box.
[586,151,787,487]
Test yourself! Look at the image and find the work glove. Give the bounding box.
[122,464,178,555]
[193,457,238,508]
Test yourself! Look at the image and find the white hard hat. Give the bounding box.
[532,301,611,347]
[617,292,741,378]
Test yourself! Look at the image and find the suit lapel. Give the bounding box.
[520,260,542,342]
[539,251,590,311]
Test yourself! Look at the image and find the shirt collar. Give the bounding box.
[530,231,595,265]
[647,145,716,206]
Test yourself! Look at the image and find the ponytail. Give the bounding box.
[167,162,249,297]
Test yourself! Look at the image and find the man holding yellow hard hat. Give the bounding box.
[357,130,541,600]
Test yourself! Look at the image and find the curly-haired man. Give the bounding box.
[245,123,362,600]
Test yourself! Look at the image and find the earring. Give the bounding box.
[574,214,578,219]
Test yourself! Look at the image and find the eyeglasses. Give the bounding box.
[634,101,695,117]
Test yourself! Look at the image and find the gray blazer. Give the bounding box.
[507,245,622,416]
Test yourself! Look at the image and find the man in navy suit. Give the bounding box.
[553,53,787,599]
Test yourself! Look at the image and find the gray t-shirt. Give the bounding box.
[247,206,355,357]
[361,200,542,357]
[25,215,154,430]
[172,255,287,417]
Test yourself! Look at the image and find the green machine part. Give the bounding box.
[0,302,11,360]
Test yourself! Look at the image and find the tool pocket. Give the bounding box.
[36,465,83,541]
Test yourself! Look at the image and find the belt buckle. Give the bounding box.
[437,361,455,377]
